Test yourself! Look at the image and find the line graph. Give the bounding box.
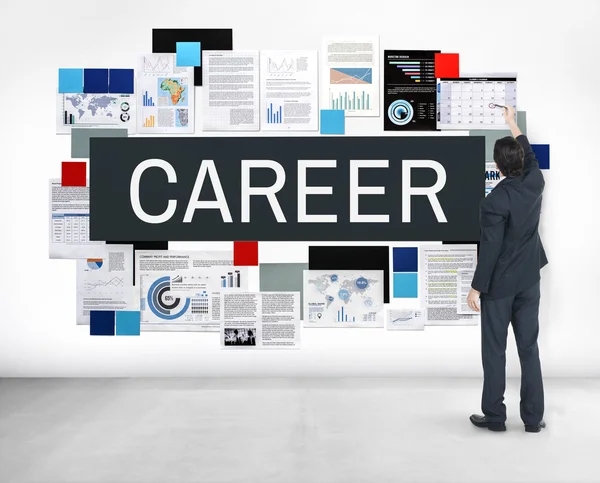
[143,55,173,73]
[85,277,125,291]
[268,57,295,74]
[330,68,372,85]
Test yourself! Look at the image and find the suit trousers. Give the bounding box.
[480,281,544,426]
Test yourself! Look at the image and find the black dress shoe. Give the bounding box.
[469,414,506,432]
[525,420,546,433]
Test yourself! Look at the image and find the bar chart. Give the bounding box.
[220,270,242,288]
[337,306,356,322]
[63,111,75,124]
[143,90,155,107]
[266,103,283,123]
[330,90,370,110]
[388,60,435,84]
[143,115,155,128]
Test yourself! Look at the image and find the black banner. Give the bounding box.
[90,136,484,242]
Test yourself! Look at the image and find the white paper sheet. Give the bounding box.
[321,36,380,117]
[303,270,384,328]
[387,309,425,331]
[420,245,479,325]
[202,51,260,131]
[76,245,134,325]
[49,179,105,259]
[219,292,300,349]
[456,270,478,315]
[136,54,194,134]
[260,50,318,131]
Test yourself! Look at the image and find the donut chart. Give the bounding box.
[147,275,190,320]
[387,99,414,126]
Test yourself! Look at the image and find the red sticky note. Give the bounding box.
[435,53,460,78]
[61,161,86,186]
[234,241,258,266]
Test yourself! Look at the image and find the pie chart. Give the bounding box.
[87,259,103,270]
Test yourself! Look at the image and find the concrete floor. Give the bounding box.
[0,378,598,483]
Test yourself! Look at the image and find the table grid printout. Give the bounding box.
[437,75,517,129]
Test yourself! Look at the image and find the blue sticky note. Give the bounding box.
[84,68,109,93]
[393,273,418,298]
[532,144,550,170]
[90,310,115,336]
[320,110,345,135]
[58,68,84,93]
[109,68,134,94]
[393,247,418,272]
[176,42,201,67]
[115,311,141,336]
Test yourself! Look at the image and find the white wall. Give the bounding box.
[1,0,599,377]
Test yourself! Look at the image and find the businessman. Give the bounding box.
[467,105,548,433]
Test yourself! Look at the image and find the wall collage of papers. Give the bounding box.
[52,29,551,348]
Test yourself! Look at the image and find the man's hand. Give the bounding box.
[467,288,481,313]
[503,105,517,126]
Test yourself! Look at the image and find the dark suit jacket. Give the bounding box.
[471,135,548,299]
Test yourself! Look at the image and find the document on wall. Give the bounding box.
[219,292,300,349]
[49,179,106,259]
[56,93,136,134]
[140,268,243,332]
[387,309,425,331]
[303,270,384,328]
[456,270,478,315]
[136,251,248,331]
[76,245,134,325]
[321,36,380,117]
[202,51,260,131]
[260,50,318,131]
[486,162,503,196]
[384,50,439,131]
[420,245,479,325]
[137,54,194,133]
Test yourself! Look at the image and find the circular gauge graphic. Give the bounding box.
[120,112,130,122]
[388,99,414,126]
[147,276,190,320]
[121,102,130,112]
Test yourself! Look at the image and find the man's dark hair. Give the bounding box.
[494,136,524,177]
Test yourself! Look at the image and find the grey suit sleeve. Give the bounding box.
[471,196,508,294]
[516,134,539,171]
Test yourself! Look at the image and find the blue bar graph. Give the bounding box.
[267,103,282,124]
[143,91,154,107]
[336,306,356,322]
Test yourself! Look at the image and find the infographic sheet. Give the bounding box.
[321,37,380,117]
[137,54,194,133]
[56,93,136,134]
[303,270,384,328]
[384,50,439,131]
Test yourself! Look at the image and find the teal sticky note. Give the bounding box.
[320,110,345,135]
[176,42,201,67]
[393,272,418,298]
[115,311,141,336]
[58,68,84,93]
